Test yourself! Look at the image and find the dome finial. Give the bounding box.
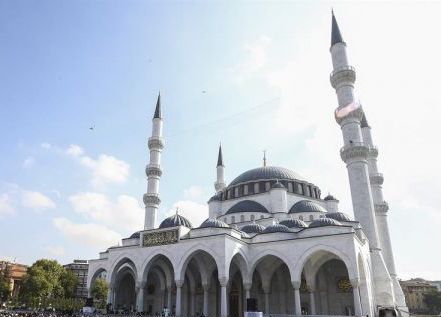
[175,206,179,215]
[263,150,267,167]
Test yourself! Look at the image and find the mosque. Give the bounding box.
[87,13,408,317]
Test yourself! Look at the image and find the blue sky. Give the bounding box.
[1,1,440,280]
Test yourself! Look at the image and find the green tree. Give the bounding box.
[19,259,79,308]
[0,263,12,303]
[90,278,108,308]
[424,290,441,315]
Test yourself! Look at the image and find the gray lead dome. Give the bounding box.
[289,200,326,213]
[240,223,265,234]
[199,218,229,229]
[309,217,342,228]
[159,214,193,229]
[325,212,353,222]
[229,166,304,186]
[263,223,291,233]
[279,219,307,228]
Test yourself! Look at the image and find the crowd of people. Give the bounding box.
[0,311,189,317]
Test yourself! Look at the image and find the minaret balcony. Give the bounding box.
[374,201,389,214]
[146,164,162,177]
[340,142,369,163]
[330,65,356,88]
[369,173,384,185]
[148,137,165,150]
[143,193,161,206]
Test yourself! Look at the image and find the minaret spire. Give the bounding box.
[331,10,344,47]
[263,150,267,167]
[144,93,165,229]
[214,144,226,192]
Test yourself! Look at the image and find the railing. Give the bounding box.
[330,65,356,78]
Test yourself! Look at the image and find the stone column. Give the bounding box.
[167,286,172,310]
[243,282,252,312]
[219,277,228,317]
[107,286,113,306]
[351,279,362,317]
[203,283,210,316]
[136,282,145,312]
[292,281,302,316]
[264,290,270,313]
[190,289,196,317]
[175,280,184,317]
[309,289,316,315]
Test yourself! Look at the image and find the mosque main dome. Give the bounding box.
[229,166,305,186]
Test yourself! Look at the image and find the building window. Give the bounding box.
[297,183,303,195]
[232,216,236,223]
[265,182,270,191]
[254,183,259,193]
[288,183,293,192]
[309,215,314,221]
[244,185,248,195]
[227,190,232,199]
[260,215,264,219]
[250,215,255,221]
[234,187,239,197]
[299,215,303,221]
[240,215,245,222]
[304,185,310,196]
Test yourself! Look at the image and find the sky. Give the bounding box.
[0,1,440,281]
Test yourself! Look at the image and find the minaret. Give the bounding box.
[361,113,407,308]
[144,93,164,229]
[214,144,226,192]
[329,12,395,307]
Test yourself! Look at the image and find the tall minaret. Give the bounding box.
[361,114,407,308]
[214,144,226,192]
[329,12,395,307]
[144,93,164,230]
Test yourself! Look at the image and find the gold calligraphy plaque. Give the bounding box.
[142,229,179,247]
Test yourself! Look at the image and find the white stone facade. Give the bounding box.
[87,13,408,317]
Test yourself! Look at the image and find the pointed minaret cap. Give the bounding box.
[331,10,344,47]
[217,144,224,167]
[360,112,370,128]
[153,92,162,119]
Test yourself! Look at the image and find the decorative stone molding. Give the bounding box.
[218,277,228,287]
[370,173,384,185]
[374,202,389,214]
[335,106,364,125]
[148,137,164,150]
[340,143,369,163]
[291,281,301,290]
[143,193,161,206]
[330,65,356,89]
[145,165,162,177]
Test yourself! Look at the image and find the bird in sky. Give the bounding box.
[89,124,95,131]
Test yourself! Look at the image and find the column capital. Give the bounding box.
[136,280,146,289]
[243,282,252,291]
[175,279,184,288]
[291,280,301,290]
[350,278,360,288]
[202,282,210,291]
[218,276,228,287]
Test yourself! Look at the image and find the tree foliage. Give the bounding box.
[424,290,441,315]
[91,278,108,308]
[0,263,12,302]
[19,259,79,308]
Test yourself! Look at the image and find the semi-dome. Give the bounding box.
[325,212,353,222]
[129,231,140,239]
[226,200,269,214]
[309,217,342,228]
[262,223,291,233]
[279,218,308,228]
[240,222,265,234]
[159,214,193,229]
[229,166,304,186]
[289,200,326,214]
[199,218,229,229]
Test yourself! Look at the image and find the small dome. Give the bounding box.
[199,218,229,229]
[271,181,286,189]
[240,223,265,234]
[208,192,222,202]
[324,194,338,201]
[159,214,193,229]
[279,219,307,228]
[262,223,291,233]
[309,217,342,228]
[289,200,326,214]
[226,200,269,214]
[325,212,353,222]
[129,231,140,239]
[240,231,250,238]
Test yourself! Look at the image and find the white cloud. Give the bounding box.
[66,144,130,188]
[23,156,35,169]
[53,217,122,248]
[229,35,272,83]
[41,142,52,149]
[69,192,143,232]
[0,194,15,217]
[21,191,56,210]
[183,185,206,201]
[45,245,65,257]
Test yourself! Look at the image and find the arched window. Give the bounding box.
[299,215,303,221]
[227,190,232,199]
[250,215,255,221]
[254,183,259,193]
[288,182,293,192]
[240,215,245,222]
[244,185,248,195]
[260,215,264,219]
[234,187,239,197]
[309,215,314,221]
[232,216,236,223]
